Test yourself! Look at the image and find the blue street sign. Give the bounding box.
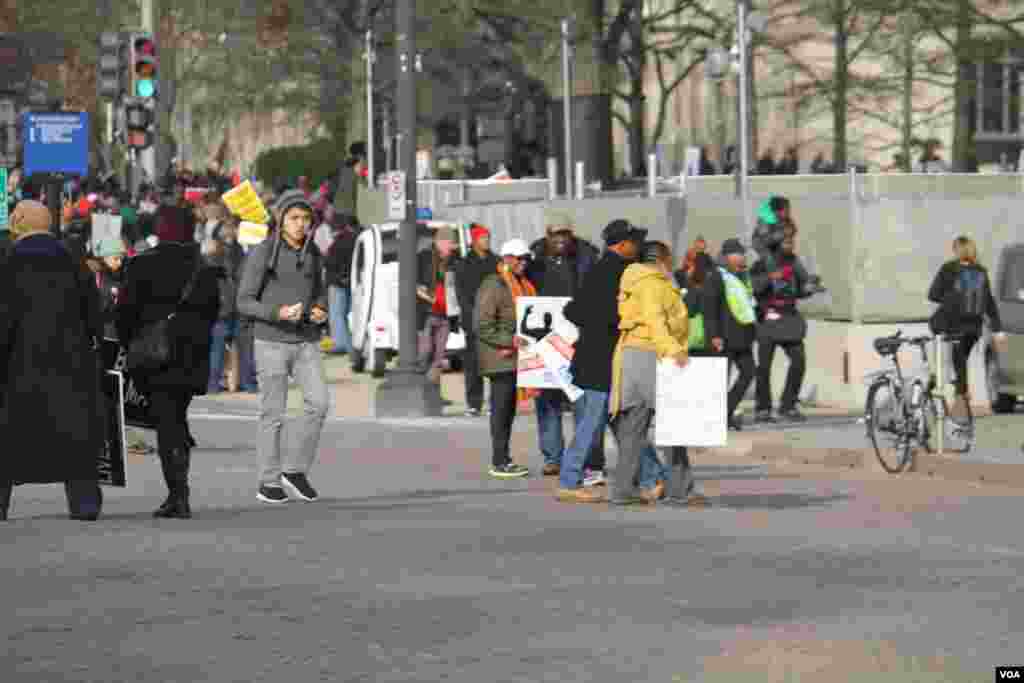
[416,207,433,221]
[23,111,90,177]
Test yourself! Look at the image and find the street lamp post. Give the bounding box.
[561,18,574,199]
[737,0,749,217]
[366,29,376,190]
[374,0,441,417]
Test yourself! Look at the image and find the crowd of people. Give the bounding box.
[432,196,821,507]
[2,151,1001,520]
[0,166,364,520]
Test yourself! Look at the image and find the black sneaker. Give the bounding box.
[281,472,319,502]
[728,415,744,432]
[465,408,482,417]
[779,407,807,423]
[755,410,777,424]
[257,485,289,504]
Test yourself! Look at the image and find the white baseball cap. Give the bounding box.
[499,238,531,258]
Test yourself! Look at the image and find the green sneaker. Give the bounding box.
[489,463,529,479]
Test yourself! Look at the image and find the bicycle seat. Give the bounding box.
[873,336,903,356]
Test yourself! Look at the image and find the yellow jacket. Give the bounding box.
[609,264,689,417]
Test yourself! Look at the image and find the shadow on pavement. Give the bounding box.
[711,493,849,510]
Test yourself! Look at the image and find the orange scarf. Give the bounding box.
[498,262,539,403]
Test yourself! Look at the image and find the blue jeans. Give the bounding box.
[328,285,352,354]
[638,444,667,490]
[560,389,609,489]
[208,318,240,391]
[535,390,565,466]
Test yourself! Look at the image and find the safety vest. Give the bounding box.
[719,267,756,325]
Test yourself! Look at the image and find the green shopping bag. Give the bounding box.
[688,313,705,351]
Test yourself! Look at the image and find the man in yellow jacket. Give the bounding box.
[609,241,710,507]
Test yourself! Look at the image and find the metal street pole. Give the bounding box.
[561,18,573,199]
[396,5,417,374]
[737,0,751,229]
[374,0,440,417]
[365,29,375,190]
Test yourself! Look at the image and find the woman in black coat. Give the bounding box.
[0,201,105,521]
[116,208,220,519]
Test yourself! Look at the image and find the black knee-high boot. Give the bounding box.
[0,484,11,521]
[153,447,191,519]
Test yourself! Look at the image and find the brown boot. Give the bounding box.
[640,480,666,503]
[556,487,606,503]
[542,463,561,477]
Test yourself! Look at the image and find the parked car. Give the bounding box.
[985,243,1024,413]
[349,221,470,377]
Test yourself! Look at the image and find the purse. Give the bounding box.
[126,257,203,372]
[757,309,807,344]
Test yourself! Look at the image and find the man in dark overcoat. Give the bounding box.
[0,201,104,520]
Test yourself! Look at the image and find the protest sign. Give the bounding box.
[515,296,581,397]
[90,213,122,253]
[654,357,728,447]
[222,180,270,224]
[99,370,128,487]
[101,339,159,430]
[238,221,269,246]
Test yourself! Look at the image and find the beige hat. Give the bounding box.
[434,226,457,242]
[545,209,575,234]
[9,200,52,240]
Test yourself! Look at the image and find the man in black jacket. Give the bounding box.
[751,232,810,423]
[526,212,602,476]
[455,224,499,416]
[323,214,359,355]
[704,238,758,431]
[557,220,647,502]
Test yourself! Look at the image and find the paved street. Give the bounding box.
[3,413,1023,682]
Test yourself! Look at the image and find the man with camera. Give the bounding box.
[237,190,331,505]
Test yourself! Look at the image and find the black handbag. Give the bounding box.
[757,310,807,344]
[126,257,203,372]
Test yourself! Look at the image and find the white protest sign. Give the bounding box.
[515,296,579,393]
[90,213,122,254]
[655,356,728,447]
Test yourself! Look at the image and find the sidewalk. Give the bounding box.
[192,354,862,421]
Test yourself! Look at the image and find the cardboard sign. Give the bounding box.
[90,213,122,254]
[238,221,269,246]
[654,357,728,447]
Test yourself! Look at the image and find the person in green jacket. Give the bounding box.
[474,238,535,480]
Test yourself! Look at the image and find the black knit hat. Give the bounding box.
[273,189,314,218]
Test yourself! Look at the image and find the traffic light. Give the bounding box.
[123,98,154,150]
[97,31,122,100]
[129,32,157,100]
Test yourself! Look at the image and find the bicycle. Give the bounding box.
[863,330,975,473]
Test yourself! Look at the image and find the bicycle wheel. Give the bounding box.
[865,380,913,473]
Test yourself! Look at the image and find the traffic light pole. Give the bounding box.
[139,0,156,188]
[374,0,441,418]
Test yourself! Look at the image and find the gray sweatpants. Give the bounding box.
[254,340,331,487]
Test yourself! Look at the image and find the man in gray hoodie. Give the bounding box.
[237,190,331,505]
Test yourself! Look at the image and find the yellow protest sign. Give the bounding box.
[222,180,270,225]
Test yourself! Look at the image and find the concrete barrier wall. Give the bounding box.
[790,320,988,412]
[436,196,686,255]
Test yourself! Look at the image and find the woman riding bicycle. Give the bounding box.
[927,236,1004,410]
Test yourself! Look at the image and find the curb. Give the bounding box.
[716,439,1024,489]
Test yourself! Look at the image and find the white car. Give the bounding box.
[349,221,470,377]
